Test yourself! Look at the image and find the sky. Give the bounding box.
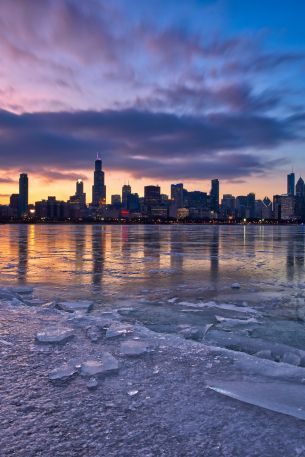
[0,0,305,204]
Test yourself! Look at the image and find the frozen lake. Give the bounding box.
[1,224,305,347]
[2,224,305,456]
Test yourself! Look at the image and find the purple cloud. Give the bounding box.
[0,107,302,181]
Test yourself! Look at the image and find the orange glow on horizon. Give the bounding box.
[0,169,287,206]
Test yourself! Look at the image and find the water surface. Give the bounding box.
[1,224,305,347]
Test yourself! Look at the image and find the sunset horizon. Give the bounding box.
[1,0,305,205]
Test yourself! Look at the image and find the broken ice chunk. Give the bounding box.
[208,380,305,421]
[282,352,301,367]
[255,350,274,361]
[127,389,139,396]
[120,340,150,357]
[12,286,33,295]
[177,325,204,341]
[106,322,134,338]
[48,364,78,382]
[81,353,119,377]
[11,298,24,306]
[57,301,93,313]
[36,328,74,344]
[87,377,98,390]
[86,326,102,342]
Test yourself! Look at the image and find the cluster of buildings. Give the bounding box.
[0,157,305,223]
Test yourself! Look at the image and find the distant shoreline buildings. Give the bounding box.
[0,157,305,223]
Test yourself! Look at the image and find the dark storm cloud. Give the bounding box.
[0,107,302,180]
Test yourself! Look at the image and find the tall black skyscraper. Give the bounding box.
[76,179,84,195]
[287,172,295,196]
[144,185,161,208]
[122,184,131,209]
[210,179,219,212]
[92,154,106,206]
[19,173,28,216]
[296,177,305,197]
[171,183,184,208]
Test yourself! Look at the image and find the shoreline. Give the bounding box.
[2,287,305,456]
[0,221,303,226]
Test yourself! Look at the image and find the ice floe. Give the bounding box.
[106,322,134,338]
[48,364,78,382]
[208,380,305,421]
[120,340,150,356]
[36,328,74,344]
[57,301,93,313]
[81,353,119,377]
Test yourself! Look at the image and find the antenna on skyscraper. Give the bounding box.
[96,152,101,160]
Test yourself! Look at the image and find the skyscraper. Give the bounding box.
[74,179,86,207]
[111,194,121,207]
[262,196,272,219]
[144,186,161,209]
[296,177,305,197]
[76,179,84,196]
[210,179,219,212]
[171,183,184,208]
[122,184,131,209]
[295,177,305,220]
[92,155,106,206]
[287,172,295,196]
[246,192,255,218]
[19,173,28,216]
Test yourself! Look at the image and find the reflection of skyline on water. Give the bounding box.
[1,225,305,305]
[17,225,29,283]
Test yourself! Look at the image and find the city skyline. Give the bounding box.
[0,159,302,206]
[0,0,305,203]
[1,156,303,206]
[1,156,305,222]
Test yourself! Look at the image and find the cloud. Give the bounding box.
[0,0,304,114]
[0,177,16,183]
[0,0,304,186]
[38,170,88,182]
[132,82,280,114]
[0,107,303,181]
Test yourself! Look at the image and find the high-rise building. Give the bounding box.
[210,179,219,212]
[122,184,131,209]
[236,196,247,219]
[220,194,236,219]
[295,177,305,220]
[296,177,305,197]
[246,193,255,218]
[92,155,106,206]
[19,173,28,216]
[171,183,184,208]
[75,179,86,207]
[273,195,281,220]
[76,179,84,195]
[127,193,140,212]
[287,172,295,196]
[111,194,122,207]
[144,186,161,210]
[9,193,19,218]
[281,195,296,220]
[262,196,272,219]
